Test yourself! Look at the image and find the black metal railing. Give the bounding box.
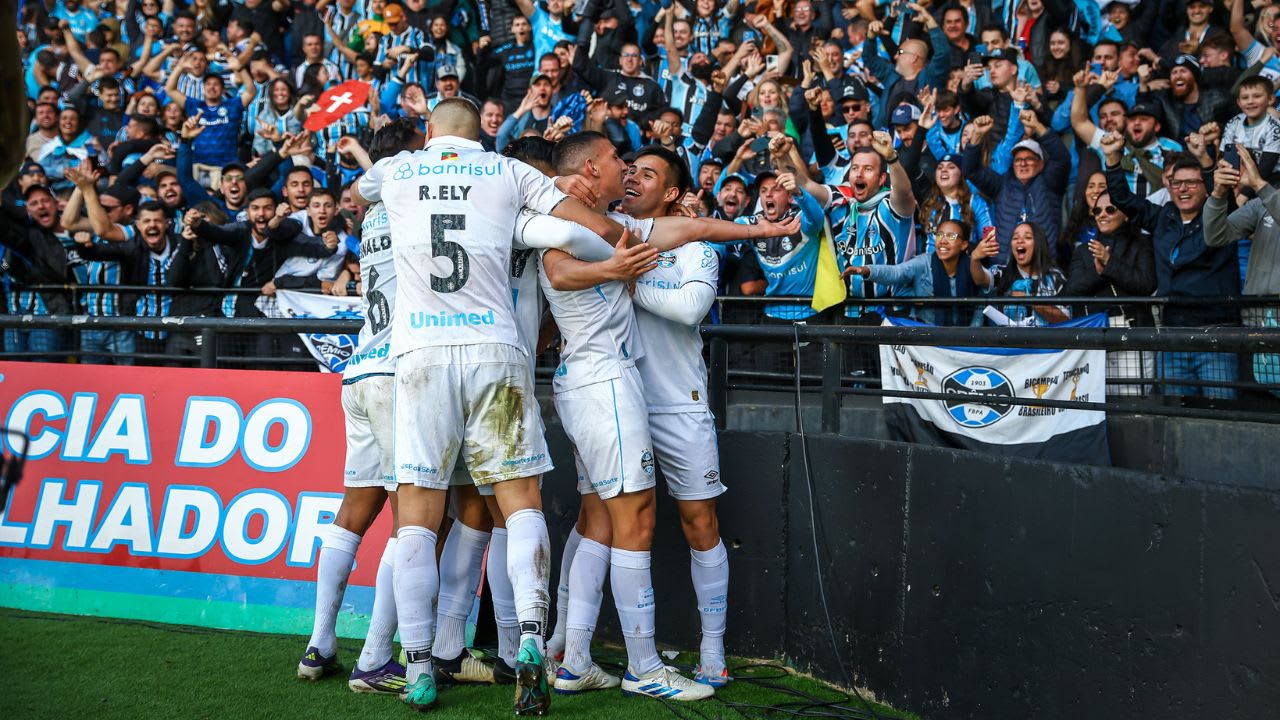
[4,314,1280,428]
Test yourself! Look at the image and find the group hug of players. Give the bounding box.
[294,97,804,715]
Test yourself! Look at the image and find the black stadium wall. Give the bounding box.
[535,421,1280,720]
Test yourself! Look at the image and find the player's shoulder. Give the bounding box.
[607,211,655,235]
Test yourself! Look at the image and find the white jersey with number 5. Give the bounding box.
[342,200,397,379]
[357,136,568,355]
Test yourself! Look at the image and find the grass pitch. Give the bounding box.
[0,609,918,720]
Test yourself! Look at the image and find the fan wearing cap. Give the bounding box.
[0,183,80,357]
[373,3,429,85]
[592,91,643,153]
[1147,53,1234,140]
[964,107,1069,264]
[1072,75,1184,199]
[497,72,555,151]
[959,44,1023,142]
[425,63,481,112]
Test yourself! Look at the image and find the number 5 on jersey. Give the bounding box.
[431,214,469,293]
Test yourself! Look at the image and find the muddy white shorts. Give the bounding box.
[555,365,656,500]
[342,374,396,490]
[649,409,726,501]
[394,343,553,489]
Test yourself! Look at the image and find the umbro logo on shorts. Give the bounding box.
[641,449,655,476]
[704,470,719,485]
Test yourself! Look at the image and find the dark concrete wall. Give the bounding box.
[540,421,1280,719]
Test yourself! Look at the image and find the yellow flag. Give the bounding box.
[811,218,846,313]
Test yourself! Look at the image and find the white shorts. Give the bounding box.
[649,410,726,501]
[447,465,499,496]
[394,344,553,489]
[342,374,396,490]
[555,365,656,500]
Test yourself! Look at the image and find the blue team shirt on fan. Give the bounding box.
[531,4,573,62]
[732,190,827,320]
[184,98,243,167]
[825,186,917,317]
[53,5,99,42]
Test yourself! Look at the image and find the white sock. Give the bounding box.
[563,538,610,674]
[505,508,551,654]
[611,548,661,676]
[393,525,438,684]
[308,524,361,657]
[487,528,520,666]
[432,521,491,660]
[691,541,729,673]
[358,537,398,671]
[547,527,583,659]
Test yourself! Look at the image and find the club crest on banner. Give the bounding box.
[941,367,1015,428]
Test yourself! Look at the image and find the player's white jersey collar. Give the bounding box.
[424,135,483,150]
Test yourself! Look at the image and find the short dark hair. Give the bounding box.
[98,76,120,92]
[981,25,1007,41]
[935,89,959,110]
[98,47,121,63]
[284,166,314,183]
[1094,39,1120,55]
[137,200,166,216]
[132,115,161,137]
[538,52,560,67]
[1098,97,1127,116]
[1200,31,1235,56]
[943,4,969,24]
[633,145,691,197]
[1239,74,1275,96]
[368,117,422,163]
[503,136,556,168]
[247,187,276,204]
[1170,157,1203,176]
[552,131,611,176]
[308,186,337,203]
[850,146,886,175]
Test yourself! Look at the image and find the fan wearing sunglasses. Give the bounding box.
[1062,191,1157,324]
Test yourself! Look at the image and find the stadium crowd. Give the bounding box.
[5,0,1280,397]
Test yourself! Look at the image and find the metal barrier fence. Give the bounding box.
[4,312,1280,428]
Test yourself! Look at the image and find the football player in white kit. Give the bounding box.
[350,99,626,715]
[297,120,423,694]
[621,146,731,688]
[539,132,799,702]
[429,137,642,688]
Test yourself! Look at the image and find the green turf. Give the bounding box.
[0,608,919,720]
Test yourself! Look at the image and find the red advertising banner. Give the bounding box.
[0,361,390,634]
